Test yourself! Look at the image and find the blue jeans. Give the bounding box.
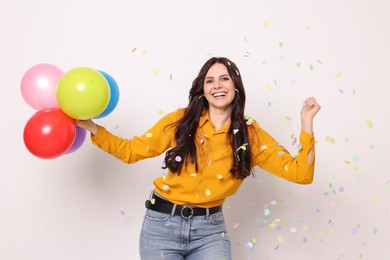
[139,208,231,259]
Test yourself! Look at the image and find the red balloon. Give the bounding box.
[23,108,76,159]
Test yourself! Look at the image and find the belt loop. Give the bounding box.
[170,204,177,216]
[206,208,210,217]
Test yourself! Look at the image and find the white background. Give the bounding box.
[1,0,389,259]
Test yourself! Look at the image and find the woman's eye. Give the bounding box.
[206,80,213,83]
[222,77,230,81]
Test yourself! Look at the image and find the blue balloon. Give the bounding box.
[95,70,120,118]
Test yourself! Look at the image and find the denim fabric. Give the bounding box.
[139,209,231,260]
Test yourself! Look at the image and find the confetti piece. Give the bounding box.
[150,198,155,205]
[283,116,292,124]
[283,165,289,171]
[311,204,320,213]
[297,144,303,151]
[221,232,225,238]
[338,88,344,94]
[290,227,297,233]
[158,109,164,115]
[170,74,173,80]
[309,64,314,71]
[244,36,248,43]
[163,184,169,191]
[267,102,272,107]
[264,209,270,216]
[277,236,284,243]
[216,174,223,180]
[142,49,148,56]
[131,47,137,53]
[371,196,379,202]
[260,145,268,150]
[175,156,182,162]
[270,200,277,206]
[303,237,308,243]
[245,116,253,125]
[146,133,153,138]
[335,72,342,77]
[278,42,284,48]
[237,144,248,151]
[120,210,125,215]
[353,155,360,161]
[153,69,159,75]
[205,189,211,196]
[278,151,285,156]
[263,21,269,27]
[200,139,204,144]
[246,241,254,249]
[365,119,373,128]
[261,60,268,66]
[295,62,301,67]
[190,173,197,177]
[233,129,239,134]
[325,136,336,144]
[233,223,240,228]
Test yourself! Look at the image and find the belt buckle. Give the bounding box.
[180,205,194,219]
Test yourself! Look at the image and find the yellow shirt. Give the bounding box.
[91,109,315,208]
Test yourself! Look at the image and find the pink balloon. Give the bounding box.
[21,63,64,110]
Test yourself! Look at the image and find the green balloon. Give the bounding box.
[57,67,110,119]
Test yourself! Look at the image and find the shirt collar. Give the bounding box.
[199,109,231,134]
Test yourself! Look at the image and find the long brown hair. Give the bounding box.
[163,57,252,179]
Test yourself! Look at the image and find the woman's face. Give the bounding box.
[203,63,236,112]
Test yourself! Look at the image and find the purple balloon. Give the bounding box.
[66,126,87,154]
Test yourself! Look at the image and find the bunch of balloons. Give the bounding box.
[21,64,120,159]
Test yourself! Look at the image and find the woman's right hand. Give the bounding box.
[76,119,98,135]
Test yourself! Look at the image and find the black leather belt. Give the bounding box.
[145,193,222,219]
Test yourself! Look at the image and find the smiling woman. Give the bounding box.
[76,56,321,259]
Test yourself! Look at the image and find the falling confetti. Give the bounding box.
[175,156,182,162]
[325,136,336,144]
[335,72,342,77]
[146,133,153,138]
[283,116,292,124]
[365,119,373,129]
[205,189,211,196]
[163,184,169,191]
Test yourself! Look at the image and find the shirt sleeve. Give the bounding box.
[90,110,181,164]
[249,120,315,184]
